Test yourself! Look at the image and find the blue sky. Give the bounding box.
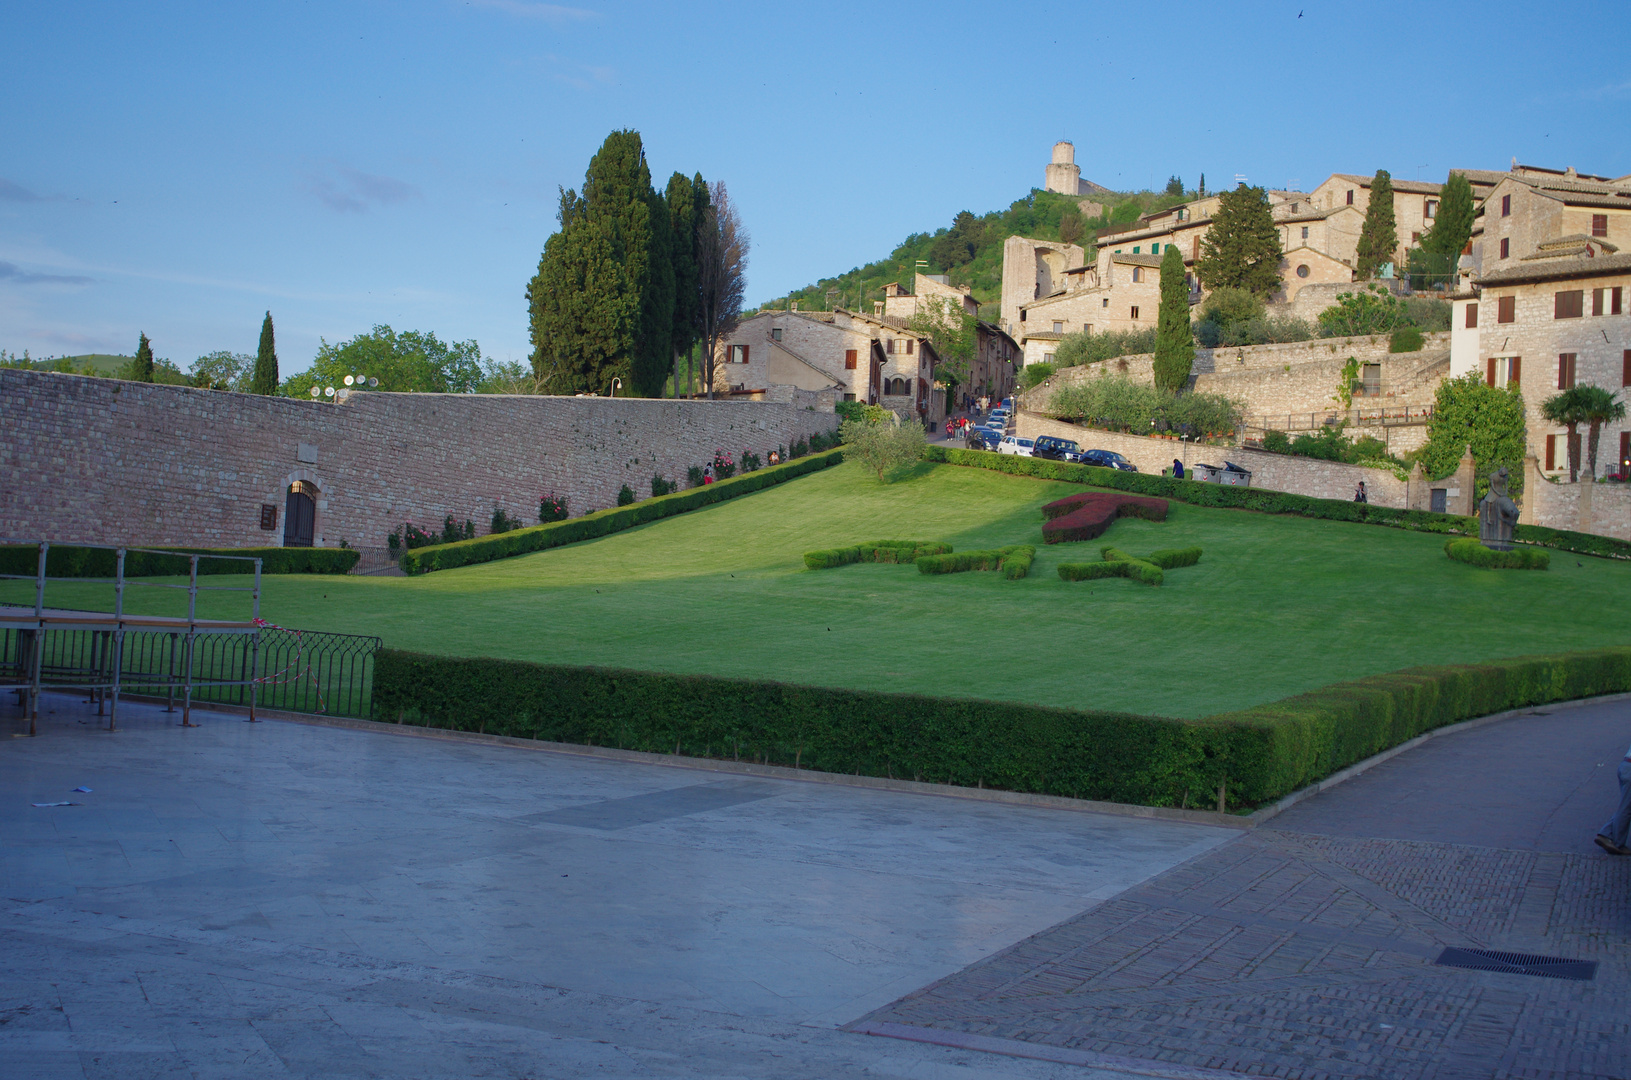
[3,0,1627,375]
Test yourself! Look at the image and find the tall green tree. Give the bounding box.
[665,171,704,397]
[251,311,279,394]
[1421,173,1475,257]
[281,325,484,396]
[1423,372,1527,499]
[1194,184,1281,297]
[1355,170,1398,279]
[527,129,674,396]
[1152,244,1194,392]
[131,332,154,382]
[695,180,748,399]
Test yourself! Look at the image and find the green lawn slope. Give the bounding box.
[9,459,1630,719]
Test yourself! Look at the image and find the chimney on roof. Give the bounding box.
[1565,166,1578,179]
[790,300,799,311]
[872,301,884,316]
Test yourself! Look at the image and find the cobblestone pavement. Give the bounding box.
[854,704,1631,1080]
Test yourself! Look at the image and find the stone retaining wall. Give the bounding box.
[1,368,839,551]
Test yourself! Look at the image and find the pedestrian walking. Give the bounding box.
[702,464,714,485]
[946,419,955,441]
[1596,741,1631,855]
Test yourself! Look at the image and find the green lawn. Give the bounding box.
[10,459,1631,718]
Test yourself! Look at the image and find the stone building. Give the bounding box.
[1459,239,1630,477]
[711,307,945,425]
[879,273,1020,407]
[1471,166,1631,271]
[999,235,1084,334]
[1043,141,1112,198]
[1016,252,1169,366]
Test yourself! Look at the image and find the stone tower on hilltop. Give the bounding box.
[1044,141,1112,197]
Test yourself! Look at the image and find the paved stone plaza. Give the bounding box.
[1,693,1226,1080]
[856,700,1631,1080]
[3,694,1628,1079]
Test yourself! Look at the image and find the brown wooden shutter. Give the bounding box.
[1465,303,1478,328]
[1501,194,1511,216]
[742,345,749,364]
[845,349,857,370]
[1624,349,1631,387]
[1498,296,1515,323]
[1486,358,1496,387]
[1622,431,1631,472]
[1594,289,1605,316]
[1500,237,1509,258]
[1558,354,1574,389]
[1509,357,1519,386]
[1614,287,1624,315]
[1555,290,1583,318]
[1593,214,1608,237]
[905,339,914,355]
[1546,435,1556,471]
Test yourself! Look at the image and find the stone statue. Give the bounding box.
[1479,467,1519,550]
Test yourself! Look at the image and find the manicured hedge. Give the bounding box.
[1445,538,1549,569]
[370,648,1252,806]
[402,450,844,575]
[1058,545,1202,585]
[1041,492,1169,544]
[923,445,1631,561]
[1207,646,1631,806]
[0,543,358,578]
[370,644,1631,812]
[804,540,950,570]
[1146,546,1203,570]
[915,545,1035,580]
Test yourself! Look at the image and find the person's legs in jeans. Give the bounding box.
[1599,760,1631,849]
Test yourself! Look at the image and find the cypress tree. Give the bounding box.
[665,172,703,397]
[132,332,154,382]
[251,311,279,394]
[1422,172,1475,257]
[527,129,674,396]
[1356,169,1398,279]
[1195,184,1281,297]
[1152,244,1195,393]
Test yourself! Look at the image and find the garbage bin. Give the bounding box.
[1218,462,1252,487]
[1191,463,1221,482]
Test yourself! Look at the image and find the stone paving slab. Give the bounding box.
[0,692,1229,1079]
[854,699,1631,1080]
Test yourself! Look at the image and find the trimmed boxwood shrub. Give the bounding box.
[804,540,950,570]
[0,544,358,578]
[1445,538,1549,569]
[1041,493,1169,544]
[923,444,1631,561]
[1058,545,1202,585]
[1146,546,1203,570]
[371,644,1631,812]
[915,545,1035,580]
[401,450,844,575]
[370,648,1253,806]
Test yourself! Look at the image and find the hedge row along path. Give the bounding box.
[923,444,1631,561]
[371,644,1631,812]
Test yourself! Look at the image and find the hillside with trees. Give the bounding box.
[761,184,1196,318]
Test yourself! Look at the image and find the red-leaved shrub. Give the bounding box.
[1041,493,1169,544]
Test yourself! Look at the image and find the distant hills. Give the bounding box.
[762,186,1193,319]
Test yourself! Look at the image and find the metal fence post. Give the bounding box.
[109,549,125,732]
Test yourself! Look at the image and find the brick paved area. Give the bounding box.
[853,703,1631,1080]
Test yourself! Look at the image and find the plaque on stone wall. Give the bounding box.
[259,504,278,530]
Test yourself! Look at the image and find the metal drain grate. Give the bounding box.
[1435,947,1597,981]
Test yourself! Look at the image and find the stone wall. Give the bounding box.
[1520,456,1631,541]
[1015,412,1408,507]
[1,368,839,551]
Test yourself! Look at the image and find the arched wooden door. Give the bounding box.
[283,483,315,547]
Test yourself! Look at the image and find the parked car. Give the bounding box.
[965,427,1002,451]
[1032,435,1083,462]
[997,435,1036,457]
[1081,449,1138,472]
[987,410,1010,428]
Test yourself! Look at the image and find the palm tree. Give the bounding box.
[1540,388,1588,482]
[1574,385,1628,480]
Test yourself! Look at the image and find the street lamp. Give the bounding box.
[610,377,623,397]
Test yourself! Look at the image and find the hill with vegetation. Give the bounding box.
[760,184,1195,318]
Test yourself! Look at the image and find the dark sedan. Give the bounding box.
[1032,435,1083,462]
[965,428,1003,451]
[1081,449,1138,472]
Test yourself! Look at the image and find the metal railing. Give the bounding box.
[1242,404,1434,433]
[1,539,378,733]
[1,623,380,723]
